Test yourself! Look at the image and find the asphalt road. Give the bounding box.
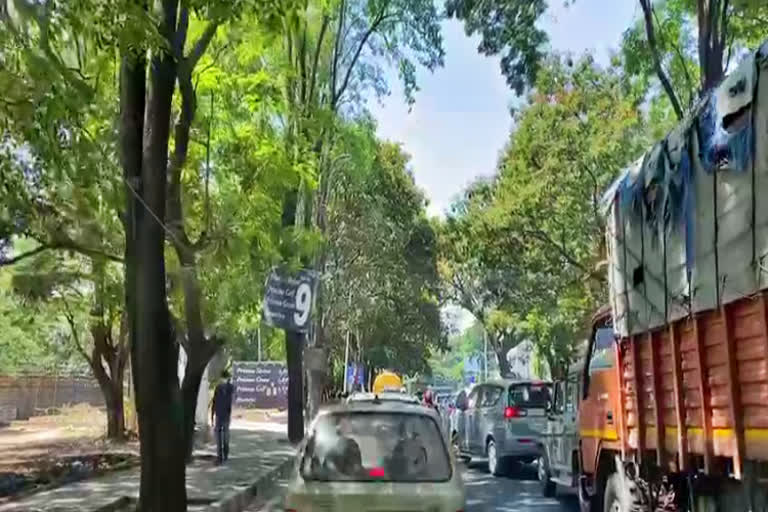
[461,459,578,512]
[248,459,579,512]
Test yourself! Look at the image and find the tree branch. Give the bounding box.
[0,245,49,266]
[308,14,330,109]
[652,8,696,105]
[1,239,123,267]
[332,8,389,110]
[174,0,190,59]
[719,0,730,56]
[62,299,92,366]
[188,20,220,70]
[331,0,346,102]
[639,0,684,119]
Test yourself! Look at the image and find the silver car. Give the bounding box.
[286,402,465,511]
[451,379,552,476]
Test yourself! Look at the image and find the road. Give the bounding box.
[249,459,579,511]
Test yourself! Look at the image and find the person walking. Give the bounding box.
[211,369,234,464]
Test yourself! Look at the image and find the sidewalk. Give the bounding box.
[0,421,296,512]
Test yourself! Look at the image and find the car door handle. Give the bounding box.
[606,411,614,424]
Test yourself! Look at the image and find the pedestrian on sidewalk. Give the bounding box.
[211,369,234,464]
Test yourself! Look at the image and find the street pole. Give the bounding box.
[483,329,488,382]
[257,324,262,362]
[343,329,350,394]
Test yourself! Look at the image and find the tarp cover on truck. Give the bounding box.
[604,41,768,337]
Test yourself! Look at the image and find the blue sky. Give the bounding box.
[369,0,640,217]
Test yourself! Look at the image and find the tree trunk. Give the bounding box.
[120,0,187,512]
[105,380,125,440]
[495,349,511,378]
[286,331,304,444]
[88,322,126,441]
[181,368,205,462]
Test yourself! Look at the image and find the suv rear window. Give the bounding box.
[507,383,551,409]
[301,412,451,482]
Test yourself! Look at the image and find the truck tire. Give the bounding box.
[537,453,556,497]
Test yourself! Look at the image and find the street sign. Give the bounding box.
[262,268,317,332]
[232,361,289,409]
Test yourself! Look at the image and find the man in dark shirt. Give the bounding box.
[211,370,234,464]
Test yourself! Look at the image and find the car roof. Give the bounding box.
[346,391,418,402]
[482,378,553,388]
[316,401,441,420]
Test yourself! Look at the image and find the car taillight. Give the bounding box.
[369,467,386,477]
[504,406,524,418]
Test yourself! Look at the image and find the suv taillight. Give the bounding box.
[504,406,526,418]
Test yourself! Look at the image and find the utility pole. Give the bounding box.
[483,329,488,382]
[343,329,350,394]
[257,324,262,362]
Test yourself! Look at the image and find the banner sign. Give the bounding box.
[345,363,366,392]
[232,361,289,409]
[262,268,317,332]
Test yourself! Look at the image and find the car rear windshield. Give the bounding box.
[507,383,551,409]
[300,412,451,483]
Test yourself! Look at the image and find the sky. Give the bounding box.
[368,0,640,218]
[366,1,639,331]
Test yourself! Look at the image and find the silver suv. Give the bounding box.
[451,379,552,476]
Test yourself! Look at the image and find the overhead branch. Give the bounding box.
[1,239,123,267]
[332,8,390,109]
[0,245,49,266]
[639,0,684,119]
[188,21,220,70]
[174,0,190,58]
[652,8,695,105]
[62,298,92,366]
[331,0,347,102]
[719,0,730,53]
[308,14,330,109]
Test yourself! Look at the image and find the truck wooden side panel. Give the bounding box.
[619,293,768,473]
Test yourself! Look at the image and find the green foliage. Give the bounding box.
[322,134,446,376]
[445,0,547,95]
[440,54,649,376]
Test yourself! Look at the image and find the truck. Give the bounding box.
[539,41,768,511]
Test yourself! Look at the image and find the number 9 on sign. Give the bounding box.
[293,283,312,327]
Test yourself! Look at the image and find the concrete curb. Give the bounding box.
[206,457,295,512]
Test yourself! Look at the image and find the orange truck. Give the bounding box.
[541,42,768,511]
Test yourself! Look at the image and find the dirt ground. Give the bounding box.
[0,404,138,474]
[232,408,287,424]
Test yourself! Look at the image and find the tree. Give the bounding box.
[438,179,529,376]
[1,0,129,438]
[626,0,768,119]
[323,135,446,383]
[440,54,649,378]
[10,250,130,439]
[272,0,445,423]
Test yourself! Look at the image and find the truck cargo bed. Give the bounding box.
[618,293,768,478]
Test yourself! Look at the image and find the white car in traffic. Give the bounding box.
[285,401,465,512]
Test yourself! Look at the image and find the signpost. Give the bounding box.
[262,268,317,443]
